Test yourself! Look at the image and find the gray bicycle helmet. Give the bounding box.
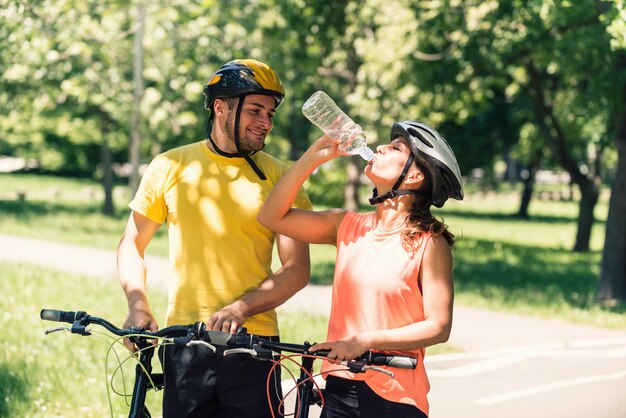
[369,121,464,207]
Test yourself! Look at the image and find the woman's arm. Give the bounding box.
[310,234,454,360]
[258,135,348,245]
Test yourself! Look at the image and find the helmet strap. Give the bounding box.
[233,96,245,154]
[369,153,417,205]
[207,135,239,158]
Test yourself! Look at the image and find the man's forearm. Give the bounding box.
[117,240,150,309]
[234,259,310,318]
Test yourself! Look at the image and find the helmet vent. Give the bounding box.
[407,127,434,148]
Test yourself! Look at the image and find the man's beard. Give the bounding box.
[225,111,265,153]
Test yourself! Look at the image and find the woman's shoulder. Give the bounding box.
[336,210,374,238]
[422,233,453,260]
[342,210,374,224]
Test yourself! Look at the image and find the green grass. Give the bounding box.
[0,262,161,417]
[0,173,170,255]
[0,172,105,197]
[440,192,608,250]
[433,193,626,328]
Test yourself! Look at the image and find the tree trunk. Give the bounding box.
[573,180,600,252]
[517,150,542,219]
[96,108,115,216]
[597,117,626,303]
[573,143,603,251]
[288,104,308,161]
[518,166,537,219]
[129,2,145,196]
[504,150,518,184]
[101,137,115,216]
[526,60,601,252]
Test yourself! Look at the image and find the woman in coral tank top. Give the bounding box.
[258,120,463,418]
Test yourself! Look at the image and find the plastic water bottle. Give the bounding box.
[302,91,375,161]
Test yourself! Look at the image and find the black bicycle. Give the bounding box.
[40,308,417,418]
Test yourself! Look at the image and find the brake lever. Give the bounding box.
[45,323,92,336]
[224,346,275,360]
[224,347,257,356]
[44,326,71,335]
[345,361,394,377]
[362,365,394,377]
[186,340,217,353]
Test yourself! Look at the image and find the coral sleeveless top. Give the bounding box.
[322,211,431,415]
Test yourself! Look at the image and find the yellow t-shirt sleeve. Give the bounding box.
[129,155,170,224]
[293,184,313,211]
[274,159,313,211]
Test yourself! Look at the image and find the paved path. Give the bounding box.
[3,233,623,351]
[3,233,626,417]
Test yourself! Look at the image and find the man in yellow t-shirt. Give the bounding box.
[117,59,312,418]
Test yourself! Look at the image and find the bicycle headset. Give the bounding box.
[202,59,285,180]
[369,120,464,207]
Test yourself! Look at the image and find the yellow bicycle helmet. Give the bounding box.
[203,59,285,116]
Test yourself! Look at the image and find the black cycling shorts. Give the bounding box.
[320,375,427,418]
[159,337,282,418]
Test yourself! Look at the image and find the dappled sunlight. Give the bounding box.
[156,147,284,326]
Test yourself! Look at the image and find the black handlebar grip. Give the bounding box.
[40,309,86,324]
[387,356,417,369]
[369,354,417,369]
[40,309,64,322]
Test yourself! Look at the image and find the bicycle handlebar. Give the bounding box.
[40,308,417,371]
[40,308,197,342]
[41,308,86,323]
[252,340,417,371]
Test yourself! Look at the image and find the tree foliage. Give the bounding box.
[1,0,624,299]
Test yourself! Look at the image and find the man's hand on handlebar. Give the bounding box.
[122,303,159,352]
[207,302,247,334]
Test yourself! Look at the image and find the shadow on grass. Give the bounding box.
[0,363,29,417]
[437,208,577,224]
[454,238,625,313]
[0,199,128,219]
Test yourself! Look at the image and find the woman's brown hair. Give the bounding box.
[401,162,455,251]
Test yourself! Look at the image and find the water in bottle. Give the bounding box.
[302,91,375,161]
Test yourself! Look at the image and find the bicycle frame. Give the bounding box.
[128,338,162,418]
[294,342,319,418]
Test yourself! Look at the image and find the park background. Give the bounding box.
[1,1,626,417]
